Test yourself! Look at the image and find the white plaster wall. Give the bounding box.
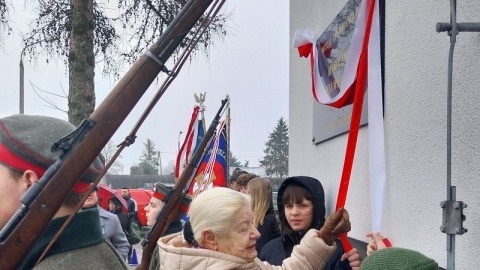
[290,1,480,269]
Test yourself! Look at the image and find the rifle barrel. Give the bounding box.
[0,0,215,269]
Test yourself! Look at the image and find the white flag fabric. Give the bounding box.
[293,0,387,233]
[366,0,386,233]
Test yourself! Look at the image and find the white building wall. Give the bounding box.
[289,1,480,269]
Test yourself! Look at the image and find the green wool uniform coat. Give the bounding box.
[19,208,128,270]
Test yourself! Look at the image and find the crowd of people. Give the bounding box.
[0,114,439,269]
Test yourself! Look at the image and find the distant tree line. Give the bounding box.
[119,116,289,180]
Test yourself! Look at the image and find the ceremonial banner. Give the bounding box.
[189,120,228,197]
[175,106,204,180]
[193,119,205,155]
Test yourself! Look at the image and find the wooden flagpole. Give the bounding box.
[226,95,231,186]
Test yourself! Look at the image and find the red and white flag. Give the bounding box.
[365,0,386,235]
[294,0,386,234]
[293,0,366,109]
[175,106,203,180]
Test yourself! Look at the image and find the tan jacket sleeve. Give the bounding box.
[256,229,337,270]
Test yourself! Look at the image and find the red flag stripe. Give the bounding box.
[335,0,377,252]
[175,106,200,179]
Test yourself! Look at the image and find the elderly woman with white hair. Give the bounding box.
[157,187,351,269]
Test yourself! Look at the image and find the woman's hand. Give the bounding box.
[318,208,351,245]
[341,248,362,270]
[366,232,386,255]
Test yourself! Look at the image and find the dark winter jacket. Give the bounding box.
[123,194,139,220]
[256,205,280,252]
[109,196,131,231]
[258,176,351,270]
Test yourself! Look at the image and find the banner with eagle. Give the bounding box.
[189,120,228,198]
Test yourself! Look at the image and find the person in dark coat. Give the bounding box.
[108,196,131,232]
[246,177,280,252]
[258,176,362,269]
[120,187,139,263]
[121,187,139,222]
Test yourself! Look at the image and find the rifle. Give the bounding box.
[0,1,215,269]
[136,98,228,270]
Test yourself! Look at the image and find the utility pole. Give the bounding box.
[177,131,183,153]
[158,151,163,176]
[19,49,25,114]
[19,39,53,114]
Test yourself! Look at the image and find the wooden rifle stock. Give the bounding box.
[0,0,214,269]
[136,98,227,270]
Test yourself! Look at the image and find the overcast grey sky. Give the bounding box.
[0,0,289,173]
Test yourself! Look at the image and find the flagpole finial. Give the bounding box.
[194,92,207,111]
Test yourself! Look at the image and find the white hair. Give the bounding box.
[188,187,250,246]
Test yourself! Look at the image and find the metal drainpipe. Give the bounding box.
[436,1,480,269]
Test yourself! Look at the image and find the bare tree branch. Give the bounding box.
[21,0,230,78]
[30,81,68,113]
